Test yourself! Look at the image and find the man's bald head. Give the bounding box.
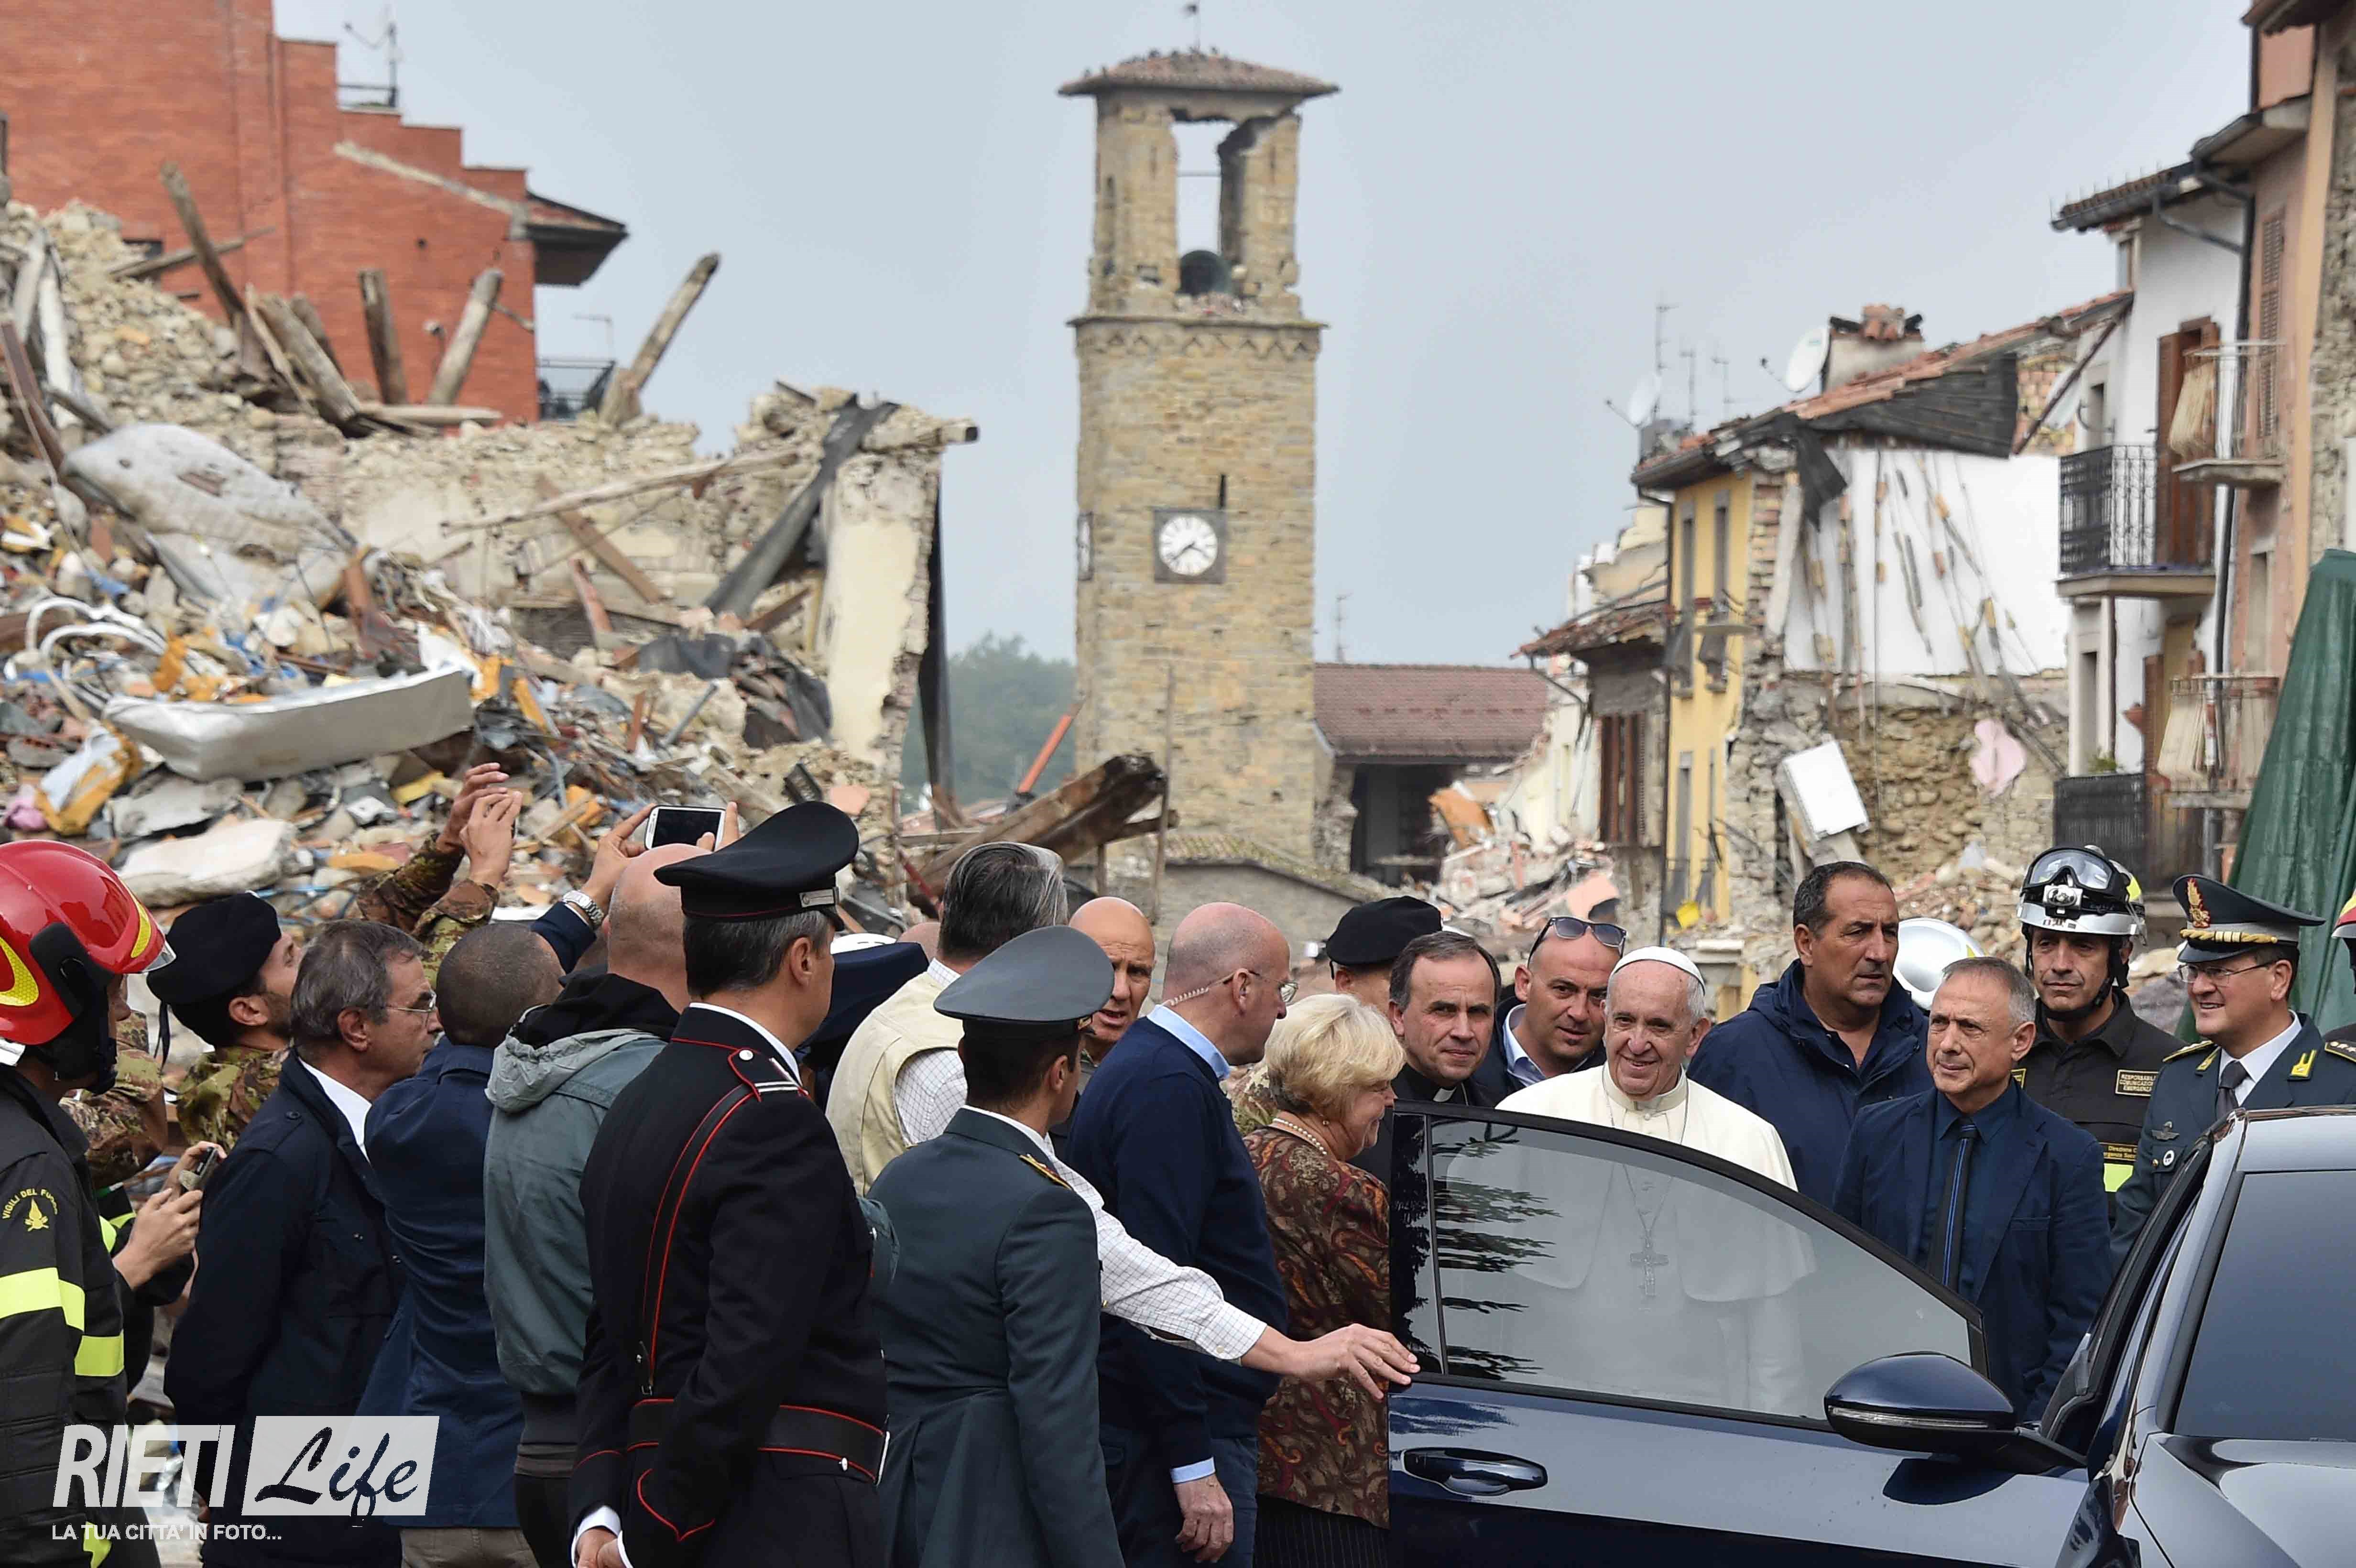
[1072,898,1156,1054]
[1164,904,1291,1066]
[608,843,700,1006]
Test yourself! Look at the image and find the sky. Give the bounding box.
[278,0,2253,666]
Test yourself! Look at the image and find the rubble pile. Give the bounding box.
[1420,811,1612,958]
[1894,852,2028,960]
[0,198,980,954]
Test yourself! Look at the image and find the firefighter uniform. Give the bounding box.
[2018,997,2181,1195]
[569,804,885,1568]
[0,1065,155,1568]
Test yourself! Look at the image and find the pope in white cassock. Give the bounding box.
[1466,947,1811,1416]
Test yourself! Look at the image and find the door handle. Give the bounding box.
[1403,1448,1549,1498]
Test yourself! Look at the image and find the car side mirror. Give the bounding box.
[1825,1354,2081,1476]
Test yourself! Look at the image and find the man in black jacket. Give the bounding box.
[570,805,885,1568]
[1356,930,1509,1182]
[169,921,438,1567]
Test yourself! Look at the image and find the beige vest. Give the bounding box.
[825,967,954,1194]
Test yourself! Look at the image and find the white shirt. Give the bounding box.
[1148,1003,1231,1080]
[302,1058,375,1155]
[2223,1017,2302,1104]
[963,1104,1055,1160]
[1498,1067,1798,1188]
[1499,1007,1544,1089]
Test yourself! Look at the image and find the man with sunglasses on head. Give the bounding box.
[1499,915,1621,1087]
[2013,847,2181,1204]
[2111,875,2356,1263]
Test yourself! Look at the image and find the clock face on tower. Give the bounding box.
[1153,508,1227,584]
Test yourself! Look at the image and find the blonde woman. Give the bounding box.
[1243,995,1402,1568]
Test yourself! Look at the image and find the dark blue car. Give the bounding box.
[1386,1100,2356,1565]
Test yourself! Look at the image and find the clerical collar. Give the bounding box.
[1600,1069,1689,1120]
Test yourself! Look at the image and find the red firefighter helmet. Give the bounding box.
[0,840,168,1072]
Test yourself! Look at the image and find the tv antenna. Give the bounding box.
[1182,0,1203,50]
[339,9,402,110]
[1680,343,1698,425]
[1712,345,1731,420]
[574,313,614,357]
[1333,591,1350,662]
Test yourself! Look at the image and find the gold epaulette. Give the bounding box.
[1019,1154,1070,1188]
[2162,1041,2210,1064]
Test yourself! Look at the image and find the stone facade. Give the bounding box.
[1068,59,1332,861]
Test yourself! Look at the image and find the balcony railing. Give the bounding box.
[2052,772,2209,883]
[2176,341,2284,487]
[2158,674,2280,810]
[537,357,616,423]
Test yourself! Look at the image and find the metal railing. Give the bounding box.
[2190,341,2283,465]
[537,358,616,423]
[2160,674,2279,805]
[2058,444,2186,576]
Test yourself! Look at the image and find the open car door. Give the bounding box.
[1387,1104,2088,1566]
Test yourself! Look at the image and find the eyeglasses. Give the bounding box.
[1529,916,1628,960]
[384,990,440,1017]
[2177,961,2276,988]
[1165,969,1298,1008]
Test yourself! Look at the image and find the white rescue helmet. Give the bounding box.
[2017,845,2146,940]
[1895,918,1982,1010]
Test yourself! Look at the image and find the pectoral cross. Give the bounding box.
[1629,1241,1669,1300]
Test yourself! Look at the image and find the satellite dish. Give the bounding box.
[1626,372,1662,426]
[1783,326,1830,393]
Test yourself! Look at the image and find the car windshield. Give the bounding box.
[1414,1116,1976,1422]
[2177,1169,2356,1442]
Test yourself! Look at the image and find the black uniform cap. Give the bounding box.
[1324,895,1442,968]
[654,801,859,921]
[2176,874,2323,964]
[146,893,282,1048]
[935,925,1113,1044]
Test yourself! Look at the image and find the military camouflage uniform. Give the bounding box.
[65,1016,167,1188]
[176,1045,285,1154]
[350,840,497,978]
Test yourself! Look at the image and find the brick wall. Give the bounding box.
[0,0,542,422]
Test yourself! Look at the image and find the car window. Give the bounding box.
[1413,1113,1975,1423]
[2175,1170,2356,1442]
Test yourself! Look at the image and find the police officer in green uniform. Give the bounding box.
[2111,875,2356,1264]
[2013,847,2182,1205]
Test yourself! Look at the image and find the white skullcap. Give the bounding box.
[1611,945,1706,984]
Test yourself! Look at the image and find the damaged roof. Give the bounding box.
[1164,831,1390,904]
[524,190,630,288]
[1314,663,1549,765]
[2052,163,2205,231]
[1634,290,2132,488]
[1515,596,1671,660]
[1060,49,1338,99]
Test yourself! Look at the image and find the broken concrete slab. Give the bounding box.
[119,816,296,904]
[105,666,475,782]
[106,773,242,839]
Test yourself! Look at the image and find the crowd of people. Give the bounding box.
[5,773,2356,1568]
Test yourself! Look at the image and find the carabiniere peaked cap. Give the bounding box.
[654,800,859,920]
[935,925,1114,1038]
[2175,874,2323,964]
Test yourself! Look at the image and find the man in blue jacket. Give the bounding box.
[362,923,564,1568]
[167,920,438,1568]
[1836,957,2108,1420]
[1069,903,1292,1568]
[1689,861,1928,1205]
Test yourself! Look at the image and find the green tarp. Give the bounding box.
[2225,546,2356,1035]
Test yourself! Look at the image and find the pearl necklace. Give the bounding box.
[1271,1112,1341,1162]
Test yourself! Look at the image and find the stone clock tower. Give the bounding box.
[1065,50,1334,861]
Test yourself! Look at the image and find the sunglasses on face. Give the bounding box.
[1529,917,1628,960]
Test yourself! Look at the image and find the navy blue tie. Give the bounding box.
[1930,1121,1979,1291]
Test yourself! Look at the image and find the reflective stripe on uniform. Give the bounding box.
[96,1212,124,1250]
[73,1332,123,1379]
[0,1267,86,1328]
[2103,1143,2137,1192]
[82,1519,110,1566]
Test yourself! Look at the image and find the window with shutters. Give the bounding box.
[2258,211,2284,445]
[1598,712,1647,846]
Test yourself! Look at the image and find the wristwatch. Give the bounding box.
[558,889,606,931]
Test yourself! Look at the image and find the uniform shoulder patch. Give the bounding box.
[2162,1042,2209,1063]
[2325,1040,2356,1066]
[1019,1154,1069,1188]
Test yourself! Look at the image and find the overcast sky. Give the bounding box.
[280,0,2249,666]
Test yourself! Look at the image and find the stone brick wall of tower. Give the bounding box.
[1218,115,1303,316]
[0,0,543,424]
[1073,317,1322,858]
[1088,100,1182,315]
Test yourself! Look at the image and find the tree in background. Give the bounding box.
[900,633,1077,807]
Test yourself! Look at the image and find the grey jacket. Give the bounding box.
[483,1025,663,1414]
